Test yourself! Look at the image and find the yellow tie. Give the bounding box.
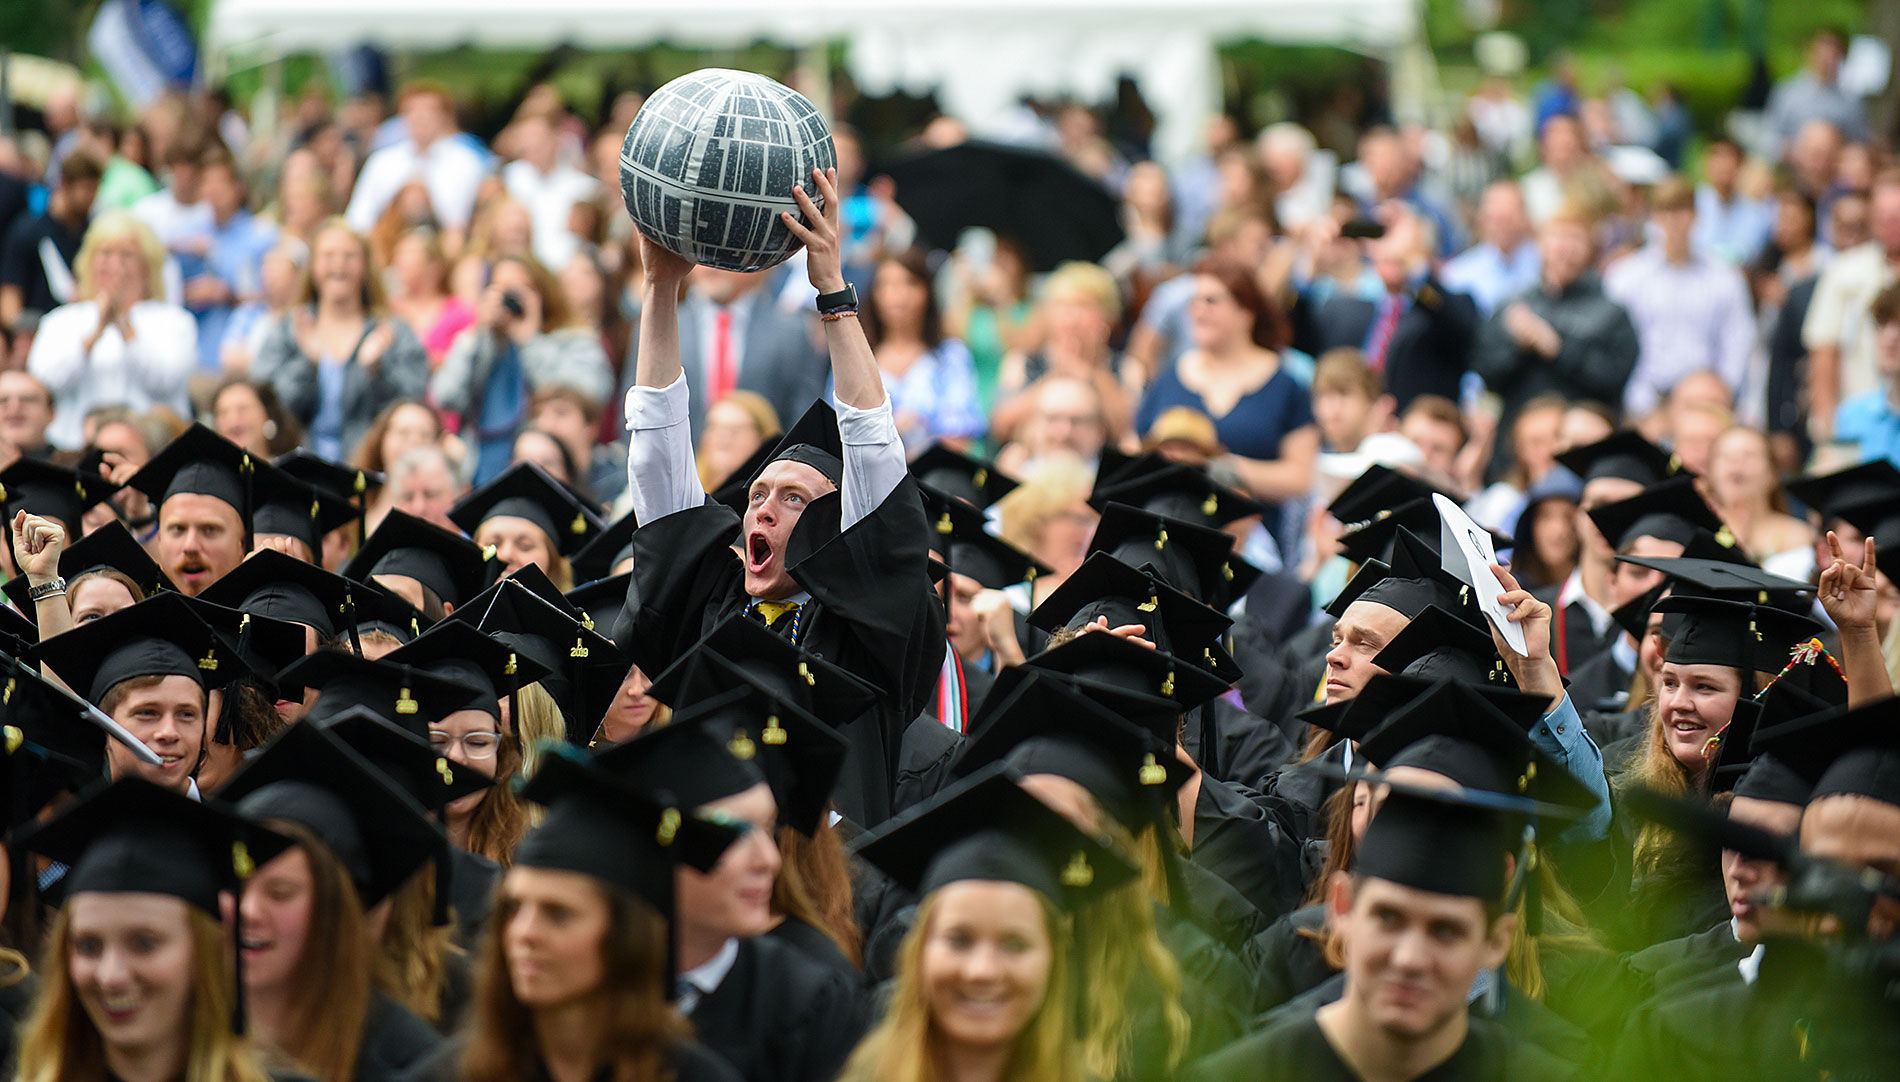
[755,601,799,627]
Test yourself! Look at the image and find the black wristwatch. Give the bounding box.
[815,284,858,313]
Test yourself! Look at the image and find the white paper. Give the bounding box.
[1431,493,1527,656]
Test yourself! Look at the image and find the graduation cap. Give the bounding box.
[197,549,374,643]
[1370,604,1514,687]
[1356,678,1593,813]
[0,656,167,798]
[1355,784,1522,902]
[590,709,768,808]
[1615,553,1811,608]
[387,621,552,722]
[1586,475,1725,551]
[14,777,293,915]
[1326,464,1439,527]
[185,597,312,704]
[448,462,602,558]
[274,450,381,501]
[1610,579,1670,642]
[1028,551,1230,658]
[921,484,1049,590]
[1088,501,1255,606]
[1652,595,1822,673]
[1786,460,1900,521]
[220,721,446,907]
[1337,499,1512,567]
[851,763,1138,910]
[33,592,239,705]
[564,573,632,640]
[251,464,358,558]
[1706,686,1813,804]
[1089,460,1263,529]
[1019,627,1231,715]
[1325,527,1478,622]
[351,587,432,646]
[648,614,881,730]
[754,401,843,489]
[0,456,118,532]
[315,704,490,808]
[1749,696,1900,803]
[953,667,1190,833]
[0,520,176,625]
[343,510,496,610]
[461,576,616,740]
[569,510,640,586]
[1834,497,1900,560]
[1554,430,1674,487]
[910,442,1017,508]
[1295,672,1443,743]
[708,440,782,515]
[661,652,851,835]
[123,424,257,527]
[466,563,588,624]
[284,649,486,730]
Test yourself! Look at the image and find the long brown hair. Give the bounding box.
[772,823,861,967]
[348,398,445,474]
[463,735,532,867]
[253,822,373,1082]
[1193,255,1291,350]
[461,877,690,1082]
[18,905,273,1082]
[373,866,460,1025]
[836,888,1083,1082]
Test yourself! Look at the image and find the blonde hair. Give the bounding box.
[836,889,1083,1082]
[994,457,1096,556]
[298,217,387,315]
[514,681,568,821]
[1625,668,1773,875]
[1041,262,1122,324]
[373,867,460,1024]
[73,211,167,303]
[694,391,784,491]
[1077,813,1191,1077]
[18,905,273,1082]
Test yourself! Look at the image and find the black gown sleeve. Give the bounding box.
[619,502,748,674]
[354,993,446,1082]
[1190,774,1308,920]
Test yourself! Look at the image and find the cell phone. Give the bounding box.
[501,291,526,319]
[1341,218,1387,240]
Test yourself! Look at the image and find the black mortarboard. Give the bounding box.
[251,464,357,557]
[1369,605,1514,687]
[1357,678,1593,812]
[1354,784,1517,901]
[1019,627,1231,714]
[1751,698,1900,806]
[1615,554,1811,608]
[1786,460,1900,521]
[460,576,615,738]
[284,649,485,730]
[1586,476,1724,551]
[1090,460,1263,528]
[569,510,640,586]
[647,613,880,730]
[565,573,633,640]
[851,764,1137,909]
[1707,687,1815,804]
[1295,672,1441,742]
[758,401,843,488]
[1611,580,1670,642]
[124,424,255,520]
[1653,595,1822,673]
[1089,502,1255,606]
[344,510,496,610]
[1325,527,1478,622]
[198,549,373,641]
[186,597,311,697]
[1834,497,1900,560]
[315,704,490,807]
[662,652,851,835]
[0,456,118,532]
[0,657,164,794]
[387,621,552,721]
[33,593,233,704]
[1327,464,1439,526]
[351,587,433,646]
[448,462,602,557]
[15,777,292,915]
[1,520,176,626]
[1336,498,1512,567]
[1028,552,1230,658]
[910,442,1017,508]
[953,668,1189,832]
[1768,641,1849,705]
[220,722,445,907]
[591,710,768,807]
[921,484,1049,590]
[1554,430,1674,487]
[471,563,588,623]
[274,449,381,501]
[709,440,781,515]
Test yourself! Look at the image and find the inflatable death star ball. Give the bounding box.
[619,69,837,273]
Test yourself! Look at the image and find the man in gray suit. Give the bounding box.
[619,266,831,442]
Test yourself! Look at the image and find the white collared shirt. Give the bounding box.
[676,936,741,1014]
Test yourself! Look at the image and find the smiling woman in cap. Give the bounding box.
[447,461,600,591]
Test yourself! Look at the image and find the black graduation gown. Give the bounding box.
[1564,641,1630,716]
[1240,904,1333,1015]
[1178,696,1299,794]
[1532,582,1607,679]
[765,915,860,987]
[400,1036,744,1082]
[355,991,444,1082]
[1152,903,1253,1070]
[1183,1006,1583,1082]
[893,712,963,815]
[1611,939,1900,1081]
[1622,920,1747,999]
[623,481,945,826]
[1268,971,1596,1069]
[686,936,866,1082]
[1189,775,1307,923]
[0,970,35,1080]
[448,848,500,951]
[1581,703,1647,751]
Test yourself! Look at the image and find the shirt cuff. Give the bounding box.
[625,372,690,430]
[836,397,899,447]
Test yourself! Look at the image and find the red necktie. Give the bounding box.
[1365,294,1403,373]
[708,307,736,403]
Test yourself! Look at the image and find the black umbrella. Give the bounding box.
[881,140,1123,271]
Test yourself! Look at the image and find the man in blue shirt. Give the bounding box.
[182,152,276,371]
[1441,180,1541,316]
[1834,280,1900,466]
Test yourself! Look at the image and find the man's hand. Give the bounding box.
[1503,303,1560,358]
[784,168,846,294]
[1490,562,1562,702]
[1075,614,1158,649]
[13,511,66,586]
[638,232,696,295]
[1819,531,1879,632]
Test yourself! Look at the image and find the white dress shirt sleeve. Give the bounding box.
[624,374,704,524]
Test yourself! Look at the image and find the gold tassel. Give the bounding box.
[1159,670,1175,697]
[1139,753,1166,786]
[1154,528,1168,551]
[1060,852,1094,888]
[798,661,814,687]
[936,512,953,534]
[571,511,587,535]
[1202,493,1218,517]
[397,687,419,715]
[763,715,787,745]
[436,759,454,785]
[729,730,756,761]
[232,842,255,879]
[198,648,219,672]
[2,726,20,754]
[1137,595,1158,613]
[657,808,680,845]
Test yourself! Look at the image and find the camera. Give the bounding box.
[500,291,526,319]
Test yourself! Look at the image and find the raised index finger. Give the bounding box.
[1864,535,1878,579]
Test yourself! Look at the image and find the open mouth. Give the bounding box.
[178,561,209,579]
[746,533,773,575]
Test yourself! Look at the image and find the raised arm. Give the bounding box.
[1818,532,1894,705]
[623,236,706,523]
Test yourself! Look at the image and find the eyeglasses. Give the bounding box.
[429,731,505,760]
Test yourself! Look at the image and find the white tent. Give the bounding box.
[205,0,1424,162]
